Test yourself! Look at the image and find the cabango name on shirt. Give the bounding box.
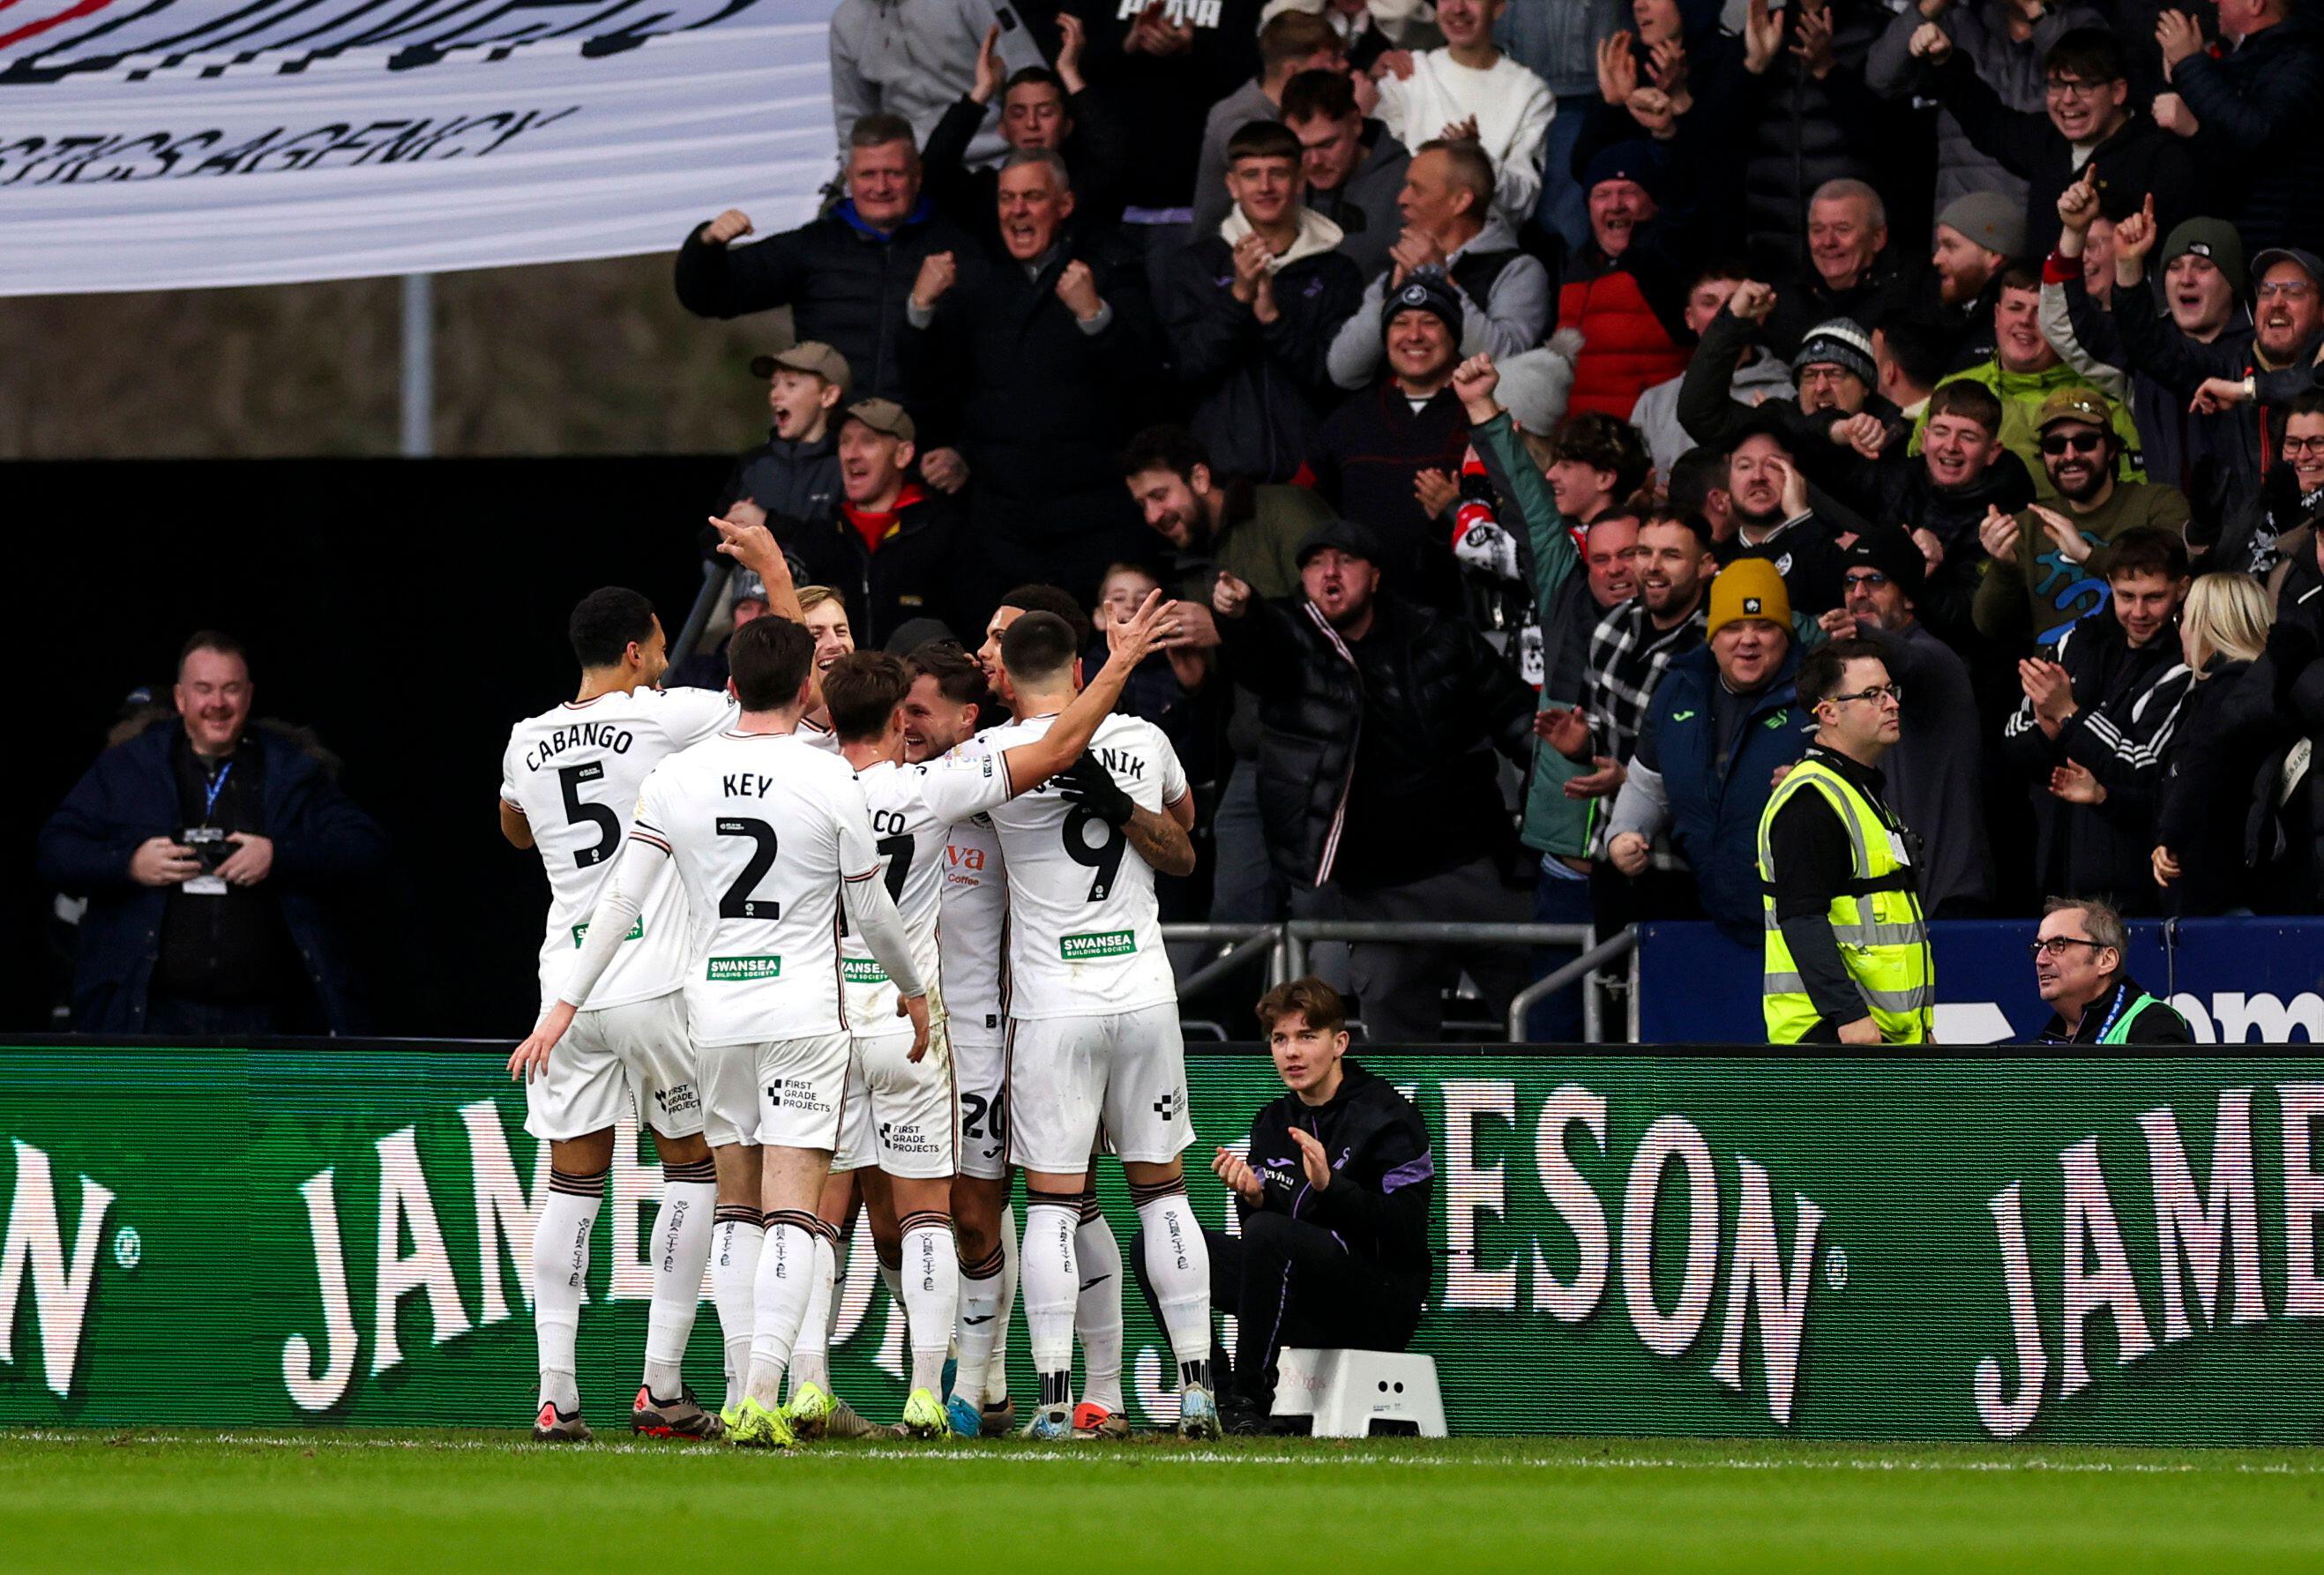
[522,722,635,772]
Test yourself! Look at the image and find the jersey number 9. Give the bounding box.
[1062,806,1126,902]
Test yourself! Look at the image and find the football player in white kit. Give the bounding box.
[511,615,930,1452]
[498,586,739,1444]
[919,608,1222,1438]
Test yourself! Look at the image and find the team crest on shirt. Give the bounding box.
[1775,553,1794,577]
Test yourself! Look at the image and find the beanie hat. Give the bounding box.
[1581,140,1661,201]
[1791,318,1877,388]
[1381,269,1463,341]
[2163,217,2247,296]
[1494,328,1585,437]
[1936,190,2026,261]
[1707,556,1792,637]
[1837,527,1925,603]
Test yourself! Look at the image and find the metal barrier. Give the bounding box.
[1161,922,1636,1044]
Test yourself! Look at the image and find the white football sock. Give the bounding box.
[534,1168,603,1414]
[788,1229,838,1396]
[953,1237,1006,1412]
[1134,1185,1214,1389]
[1020,1196,1080,1409]
[987,1203,1018,1403]
[642,1165,717,1399]
[744,1213,818,1410]
[901,1213,960,1397]
[1075,1201,1125,1415]
[710,1210,762,1414]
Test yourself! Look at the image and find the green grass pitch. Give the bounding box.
[6,1429,2324,1572]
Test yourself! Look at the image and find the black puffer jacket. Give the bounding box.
[1736,0,1894,279]
[674,200,975,409]
[715,429,841,537]
[1218,589,1536,890]
[1242,1059,1434,1280]
[2171,15,2324,256]
[1159,232,1364,485]
[2156,657,2291,914]
[793,487,980,652]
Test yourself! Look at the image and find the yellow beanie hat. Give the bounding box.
[1706,556,1792,637]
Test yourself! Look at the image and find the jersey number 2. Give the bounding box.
[1062,806,1126,902]
[717,817,781,920]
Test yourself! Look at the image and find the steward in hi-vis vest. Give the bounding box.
[1757,636,1935,1044]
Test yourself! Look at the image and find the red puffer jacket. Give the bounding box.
[1558,267,1688,422]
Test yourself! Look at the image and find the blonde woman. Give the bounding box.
[2152,572,2283,914]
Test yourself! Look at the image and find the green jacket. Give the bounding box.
[1970,478,2193,648]
[1474,413,1595,861]
[1913,360,2146,503]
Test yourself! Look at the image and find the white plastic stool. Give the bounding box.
[1270,1347,1446,1437]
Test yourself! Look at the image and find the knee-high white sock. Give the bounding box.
[1074,1191,1125,1415]
[643,1160,717,1398]
[877,1250,905,1350]
[1020,1194,1081,1409]
[900,1211,960,1397]
[744,1211,819,1409]
[788,1227,839,1397]
[987,1204,1018,1403]
[711,1206,763,1414]
[953,1235,1006,1412]
[534,1167,604,1414]
[1133,1181,1214,1391]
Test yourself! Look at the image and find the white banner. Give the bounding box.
[0,0,843,296]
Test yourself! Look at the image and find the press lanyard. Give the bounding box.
[201,762,233,822]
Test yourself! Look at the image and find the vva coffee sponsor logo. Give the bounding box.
[1437,1081,1830,1426]
[1974,1083,2324,1437]
[0,1140,116,1399]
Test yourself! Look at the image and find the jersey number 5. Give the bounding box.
[717,817,781,920]
[557,763,620,869]
[1062,806,1126,902]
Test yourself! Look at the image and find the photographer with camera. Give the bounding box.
[36,631,387,1035]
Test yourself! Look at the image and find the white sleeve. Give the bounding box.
[661,686,739,749]
[1155,727,1190,808]
[498,734,524,811]
[1493,76,1553,222]
[557,835,671,1008]
[833,774,925,996]
[1373,67,1410,145]
[916,745,1016,825]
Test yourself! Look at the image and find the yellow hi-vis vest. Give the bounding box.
[1756,756,1935,1044]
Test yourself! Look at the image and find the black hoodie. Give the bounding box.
[1240,1057,1434,1281]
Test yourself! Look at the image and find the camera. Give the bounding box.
[183,825,232,871]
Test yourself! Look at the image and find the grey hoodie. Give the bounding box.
[1326,211,1551,389]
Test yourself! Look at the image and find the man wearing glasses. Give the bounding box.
[1757,636,1934,1046]
[2029,897,2193,1044]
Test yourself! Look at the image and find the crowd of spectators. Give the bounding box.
[633,0,2324,1034]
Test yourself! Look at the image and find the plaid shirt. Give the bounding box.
[1580,599,1708,866]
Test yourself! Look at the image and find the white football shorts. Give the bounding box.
[525,991,702,1141]
[698,1032,853,1150]
[833,1020,959,1179]
[1005,1004,1192,1174]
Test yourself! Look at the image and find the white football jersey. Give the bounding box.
[500,687,735,1011]
[840,759,948,1030]
[633,729,884,1046]
[935,735,1008,1041]
[920,711,1186,1021]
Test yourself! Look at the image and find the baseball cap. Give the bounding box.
[1707,556,1792,637]
[2161,218,2246,296]
[1381,272,1462,341]
[2251,247,2324,293]
[749,340,853,394]
[1294,517,1384,568]
[1792,318,1877,387]
[842,397,915,444]
[2035,384,2114,434]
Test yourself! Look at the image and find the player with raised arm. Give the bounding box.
[497,587,735,1444]
[918,610,1218,1439]
[510,614,930,1452]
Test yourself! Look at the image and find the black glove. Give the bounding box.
[1053,752,1135,828]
